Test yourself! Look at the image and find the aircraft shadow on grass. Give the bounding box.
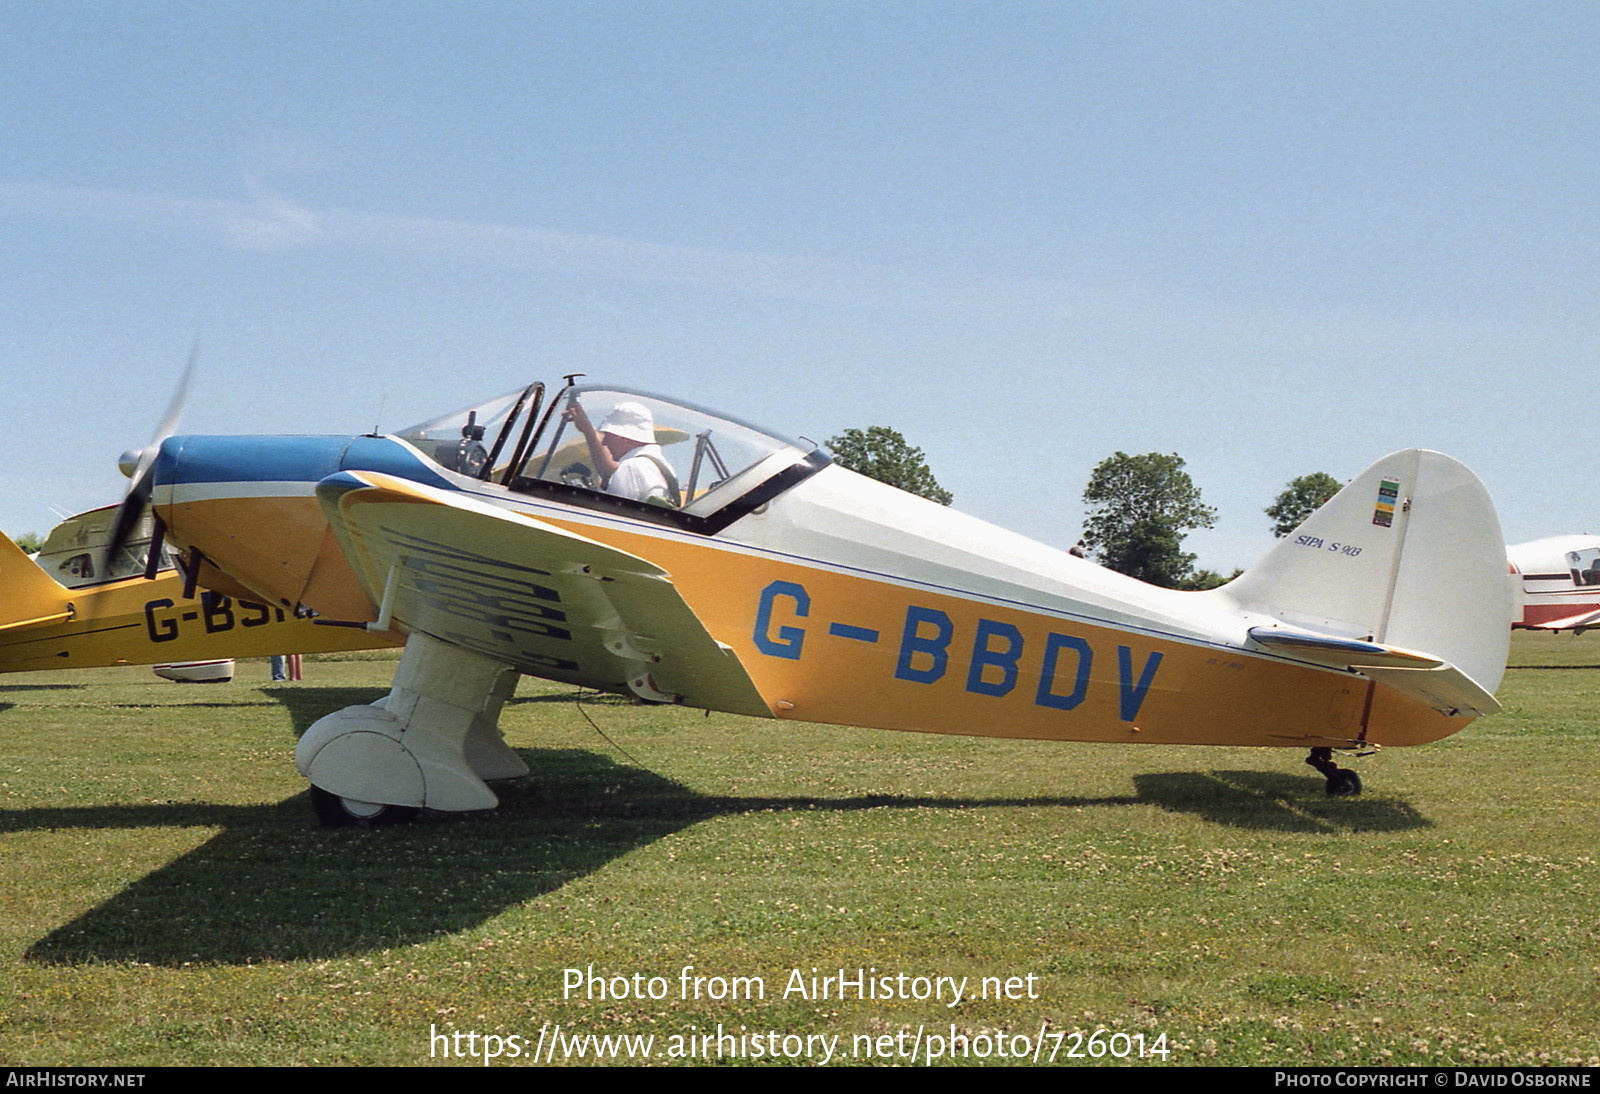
[13,688,1426,966]
[1133,771,1429,834]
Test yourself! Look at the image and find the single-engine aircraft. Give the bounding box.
[106,379,1512,825]
[0,504,394,674]
[1507,535,1600,632]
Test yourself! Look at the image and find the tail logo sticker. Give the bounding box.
[1373,478,1400,528]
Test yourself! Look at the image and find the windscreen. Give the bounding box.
[516,385,819,519]
[394,385,539,478]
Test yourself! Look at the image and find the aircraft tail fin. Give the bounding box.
[1220,450,1510,716]
[0,530,73,632]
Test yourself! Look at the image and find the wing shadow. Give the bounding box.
[24,744,1142,966]
[19,686,1429,965]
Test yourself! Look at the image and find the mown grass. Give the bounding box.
[0,635,1595,1067]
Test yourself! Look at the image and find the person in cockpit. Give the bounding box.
[563,399,679,506]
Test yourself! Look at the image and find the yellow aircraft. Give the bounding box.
[104,379,1511,826]
[0,504,395,674]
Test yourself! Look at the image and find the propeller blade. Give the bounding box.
[151,335,199,446]
[104,339,198,574]
[142,515,167,580]
[103,462,154,574]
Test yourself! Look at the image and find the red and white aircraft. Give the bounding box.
[1507,536,1600,632]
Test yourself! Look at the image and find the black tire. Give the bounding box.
[1324,768,1363,797]
[308,784,419,828]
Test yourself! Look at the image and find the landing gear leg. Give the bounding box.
[1306,747,1362,796]
[295,632,519,825]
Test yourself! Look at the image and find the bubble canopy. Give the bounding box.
[394,383,829,533]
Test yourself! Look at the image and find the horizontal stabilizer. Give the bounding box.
[1358,664,1500,718]
[1248,626,1443,669]
[1248,626,1500,717]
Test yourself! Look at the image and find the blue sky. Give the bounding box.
[3,2,1597,571]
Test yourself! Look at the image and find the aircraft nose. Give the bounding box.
[149,435,360,611]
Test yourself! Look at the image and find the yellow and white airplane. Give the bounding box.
[0,504,395,675]
[106,379,1511,825]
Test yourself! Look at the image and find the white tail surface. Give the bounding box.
[1222,450,1511,713]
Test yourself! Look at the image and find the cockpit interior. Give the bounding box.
[393,382,830,534]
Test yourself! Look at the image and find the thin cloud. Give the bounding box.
[224,176,322,251]
[0,179,1543,355]
[0,179,321,254]
[0,179,1006,308]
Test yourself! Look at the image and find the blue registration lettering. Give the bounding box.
[895,606,952,683]
[1036,632,1092,710]
[1117,646,1163,721]
[965,618,1023,697]
[754,581,809,659]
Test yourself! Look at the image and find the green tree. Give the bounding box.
[14,532,44,554]
[1177,567,1243,591]
[1081,452,1216,587]
[825,426,953,505]
[1266,472,1342,537]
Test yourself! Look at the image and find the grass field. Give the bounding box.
[1,633,1596,1067]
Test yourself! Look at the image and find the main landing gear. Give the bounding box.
[296,632,527,828]
[1305,747,1362,796]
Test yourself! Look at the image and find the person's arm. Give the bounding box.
[563,401,620,482]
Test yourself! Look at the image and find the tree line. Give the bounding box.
[826,426,1339,591]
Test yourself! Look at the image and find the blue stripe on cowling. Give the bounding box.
[154,434,456,490]
[156,435,351,486]
[341,435,454,489]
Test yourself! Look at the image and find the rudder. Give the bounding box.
[0,530,73,632]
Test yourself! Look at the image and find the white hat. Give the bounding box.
[597,401,656,445]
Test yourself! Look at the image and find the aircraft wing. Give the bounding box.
[1248,626,1500,718]
[0,530,73,633]
[1524,607,1600,632]
[315,470,773,716]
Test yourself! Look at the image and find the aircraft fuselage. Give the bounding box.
[150,430,1468,749]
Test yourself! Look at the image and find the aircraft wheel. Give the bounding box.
[1324,768,1362,797]
[309,784,419,828]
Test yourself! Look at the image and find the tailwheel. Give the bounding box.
[309,784,419,828]
[1305,747,1364,797]
[1324,768,1362,796]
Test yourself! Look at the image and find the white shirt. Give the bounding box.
[607,444,672,504]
